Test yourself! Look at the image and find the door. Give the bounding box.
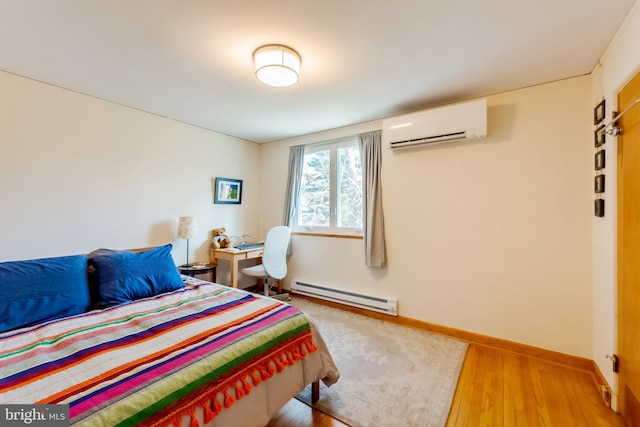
[617,69,640,425]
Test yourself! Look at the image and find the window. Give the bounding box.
[297,137,363,234]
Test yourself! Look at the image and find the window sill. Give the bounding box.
[292,231,363,240]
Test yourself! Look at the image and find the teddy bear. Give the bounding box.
[210,227,231,249]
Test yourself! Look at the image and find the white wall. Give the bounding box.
[591,0,640,403]
[261,76,594,358]
[0,70,262,286]
[1,26,620,363]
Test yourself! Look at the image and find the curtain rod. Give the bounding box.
[299,129,382,148]
[599,98,640,137]
[303,135,357,148]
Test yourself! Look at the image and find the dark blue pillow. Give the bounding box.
[86,248,130,308]
[89,244,184,307]
[0,255,91,333]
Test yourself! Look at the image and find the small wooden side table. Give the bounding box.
[178,264,217,282]
[209,247,263,288]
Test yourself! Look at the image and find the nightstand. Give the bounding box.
[178,263,217,282]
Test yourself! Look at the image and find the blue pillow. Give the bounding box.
[0,255,91,333]
[89,244,184,307]
[86,248,130,308]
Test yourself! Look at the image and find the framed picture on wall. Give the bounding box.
[594,99,606,125]
[595,199,605,217]
[214,177,243,204]
[595,150,606,170]
[595,174,605,193]
[594,125,606,147]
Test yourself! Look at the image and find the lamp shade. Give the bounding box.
[177,217,198,239]
[254,45,301,87]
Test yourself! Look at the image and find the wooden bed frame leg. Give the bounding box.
[311,381,320,403]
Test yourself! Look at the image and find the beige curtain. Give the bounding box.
[358,130,386,267]
[282,145,306,227]
[282,145,305,255]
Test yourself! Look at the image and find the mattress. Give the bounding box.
[0,277,339,426]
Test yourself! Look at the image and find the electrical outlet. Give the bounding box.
[600,385,611,407]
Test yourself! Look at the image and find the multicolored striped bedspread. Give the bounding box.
[0,280,318,426]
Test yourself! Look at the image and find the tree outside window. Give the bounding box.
[298,137,362,234]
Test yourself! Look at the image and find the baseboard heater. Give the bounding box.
[291,281,398,316]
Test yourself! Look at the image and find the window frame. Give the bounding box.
[295,136,363,237]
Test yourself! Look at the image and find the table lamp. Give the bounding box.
[177,216,198,267]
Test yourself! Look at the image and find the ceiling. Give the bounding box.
[0,0,635,143]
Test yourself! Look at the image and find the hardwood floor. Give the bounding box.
[266,399,349,427]
[268,343,625,427]
[446,345,625,427]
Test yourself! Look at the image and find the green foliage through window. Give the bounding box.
[337,145,362,228]
[299,150,330,227]
[298,138,363,232]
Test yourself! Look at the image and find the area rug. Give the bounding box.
[291,297,468,427]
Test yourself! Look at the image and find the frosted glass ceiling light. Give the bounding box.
[254,45,300,87]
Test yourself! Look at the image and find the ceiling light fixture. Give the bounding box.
[254,45,301,87]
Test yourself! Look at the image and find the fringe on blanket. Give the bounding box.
[150,334,319,427]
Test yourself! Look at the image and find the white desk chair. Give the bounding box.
[241,226,291,300]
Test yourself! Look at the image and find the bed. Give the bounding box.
[0,244,339,427]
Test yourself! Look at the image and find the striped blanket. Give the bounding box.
[0,281,318,426]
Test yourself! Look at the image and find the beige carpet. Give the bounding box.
[292,297,468,427]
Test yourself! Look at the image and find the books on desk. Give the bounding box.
[233,243,264,250]
[188,263,210,269]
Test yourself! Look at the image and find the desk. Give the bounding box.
[210,247,263,288]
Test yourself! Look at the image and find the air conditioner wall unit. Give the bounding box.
[383,98,487,150]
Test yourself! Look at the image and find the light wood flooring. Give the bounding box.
[268,327,625,426]
[446,344,625,427]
